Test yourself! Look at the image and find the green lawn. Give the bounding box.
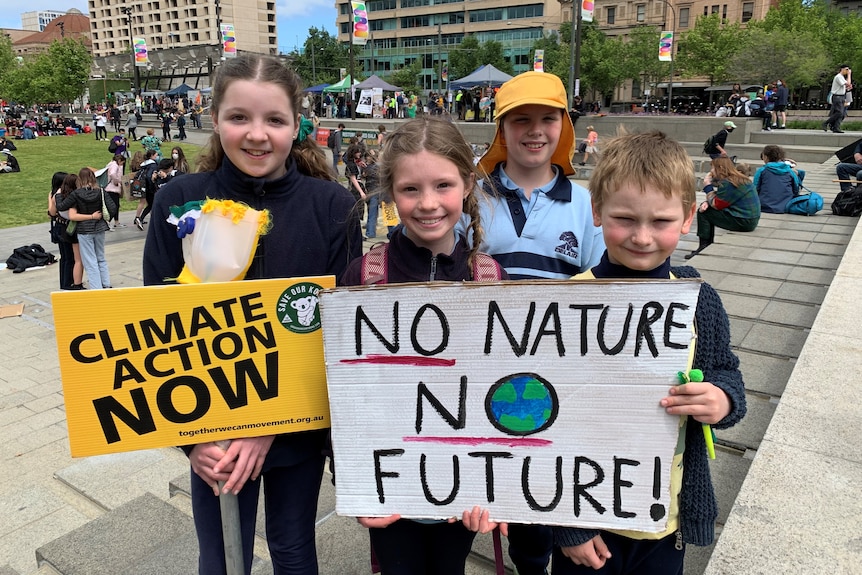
[0,135,201,229]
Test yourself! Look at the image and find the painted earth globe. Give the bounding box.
[486,373,557,436]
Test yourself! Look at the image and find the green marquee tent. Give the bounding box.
[323,75,358,93]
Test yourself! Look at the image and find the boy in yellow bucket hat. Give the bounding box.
[471,70,606,574]
[473,71,605,282]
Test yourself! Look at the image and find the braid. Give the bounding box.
[463,192,484,273]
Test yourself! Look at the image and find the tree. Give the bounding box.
[389,59,423,95]
[821,6,862,75]
[0,35,15,92]
[0,38,89,108]
[288,27,348,86]
[729,27,827,95]
[448,35,482,81]
[530,22,626,104]
[478,40,515,76]
[622,26,672,103]
[46,38,91,106]
[530,28,564,75]
[676,14,741,88]
[579,23,629,102]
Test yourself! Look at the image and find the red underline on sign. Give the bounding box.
[340,355,456,366]
[402,436,553,447]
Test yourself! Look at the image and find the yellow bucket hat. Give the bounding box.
[478,71,576,176]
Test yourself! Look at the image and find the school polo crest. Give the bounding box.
[555,231,580,259]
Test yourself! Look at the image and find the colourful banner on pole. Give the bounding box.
[534,49,545,72]
[133,37,149,66]
[442,64,448,82]
[659,31,673,62]
[581,0,595,22]
[351,1,369,46]
[221,24,237,58]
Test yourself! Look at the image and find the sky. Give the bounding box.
[0,0,339,54]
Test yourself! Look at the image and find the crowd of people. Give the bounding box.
[43,134,191,290]
[1,112,84,139]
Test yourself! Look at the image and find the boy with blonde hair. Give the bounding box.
[553,131,746,574]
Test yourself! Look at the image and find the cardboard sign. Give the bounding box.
[321,280,701,532]
[53,277,334,457]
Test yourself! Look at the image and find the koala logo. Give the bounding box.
[290,295,319,327]
[276,282,324,333]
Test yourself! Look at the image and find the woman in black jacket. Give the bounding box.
[56,167,116,289]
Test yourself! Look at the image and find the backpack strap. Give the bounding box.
[362,245,500,284]
[492,527,505,575]
[360,243,389,285]
[472,252,503,282]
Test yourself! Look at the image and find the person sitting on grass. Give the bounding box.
[0,149,20,173]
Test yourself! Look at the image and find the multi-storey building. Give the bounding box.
[12,12,92,59]
[334,0,566,90]
[831,0,862,15]
[21,10,70,32]
[334,0,781,105]
[87,0,277,59]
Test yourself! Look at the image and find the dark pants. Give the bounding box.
[826,94,846,131]
[140,189,155,222]
[369,519,476,575]
[191,453,325,575]
[551,531,684,575]
[836,162,862,192]
[331,148,340,177]
[508,523,554,575]
[106,191,121,221]
[58,240,74,289]
[696,208,759,243]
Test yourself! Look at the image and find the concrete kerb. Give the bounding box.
[706,217,862,575]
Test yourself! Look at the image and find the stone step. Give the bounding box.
[35,493,197,575]
[170,466,506,574]
[33,491,274,575]
[682,142,836,164]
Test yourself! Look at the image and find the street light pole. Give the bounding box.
[657,0,677,114]
[567,0,582,109]
[120,6,139,97]
[310,39,317,83]
[437,22,442,93]
[349,39,356,120]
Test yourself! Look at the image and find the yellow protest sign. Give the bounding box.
[53,277,334,457]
